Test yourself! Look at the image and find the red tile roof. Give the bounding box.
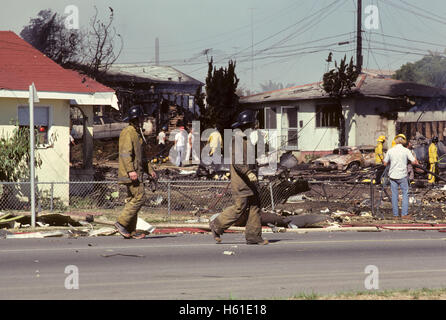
[0,31,114,93]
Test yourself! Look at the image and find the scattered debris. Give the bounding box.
[88,227,117,237]
[5,231,66,239]
[223,251,235,256]
[149,195,164,206]
[136,218,156,234]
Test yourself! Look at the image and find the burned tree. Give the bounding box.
[81,6,123,79]
[322,55,359,146]
[20,7,123,80]
[20,9,82,67]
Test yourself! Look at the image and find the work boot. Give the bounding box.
[209,220,222,243]
[401,215,413,220]
[114,222,131,239]
[131,231,146,239]
[246,238,269,245]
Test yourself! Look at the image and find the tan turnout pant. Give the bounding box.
[213,196,263,243]
[117,181,145,232]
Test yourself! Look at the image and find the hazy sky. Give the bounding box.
[2,0,446,92]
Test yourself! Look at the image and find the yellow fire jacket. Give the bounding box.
[118,124,153,184]
[375,142,384,164]
[429,142,438,164]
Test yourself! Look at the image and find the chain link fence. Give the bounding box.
[3,178,399,221]
[0,180,286,220]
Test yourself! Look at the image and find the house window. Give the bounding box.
[316,104,341,128]
[18,106,51,146]
[265,107,277,129]
[281,106,298,149]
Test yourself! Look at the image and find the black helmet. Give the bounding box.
[432,136,439,143]
[124,105,144,121]
[231,109,258,129]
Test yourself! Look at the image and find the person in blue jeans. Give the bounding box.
[383,134,418,219]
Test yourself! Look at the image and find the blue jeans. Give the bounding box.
[175,146,185,167]
[389,177,409,216]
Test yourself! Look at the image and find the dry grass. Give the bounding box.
[290,288,446,300]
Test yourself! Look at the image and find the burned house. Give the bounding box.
[98,64,204,133]
[239,73,446,162]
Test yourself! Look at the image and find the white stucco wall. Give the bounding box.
[296,101,340,152]
[0,97,94,205]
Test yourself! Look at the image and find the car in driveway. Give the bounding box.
[72,116,143,140]
[311,145,375,171]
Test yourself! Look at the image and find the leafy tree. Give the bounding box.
[203,57,240,131]
[0,125,43,208]
[322,55,359,146]
[322,55,359,98]
[0,125,42,182]
[393,53,446,88]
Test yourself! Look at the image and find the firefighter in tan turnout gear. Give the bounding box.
[115,105,157,239]
[209,110,268,245]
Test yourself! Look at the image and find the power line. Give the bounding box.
[383,0,446,26]
[369,32,446,49]
[397,0,446,23]
[187,0,345,75]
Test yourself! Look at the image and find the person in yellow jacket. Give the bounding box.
[375,135,386,164]
[374,135,386,184]
[115,105,157,239]
[428,136,439,184]
[207,127,223,156]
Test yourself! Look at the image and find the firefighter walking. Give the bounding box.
[115,105,157,239]
[209,110,268,245]
[428,136,439,184]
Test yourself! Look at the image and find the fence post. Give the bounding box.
[269,182,275,211]
[50,182,54,212]
[167,181,171,220]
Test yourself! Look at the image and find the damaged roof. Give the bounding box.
[105,64,203,86]
[240,74,446,104]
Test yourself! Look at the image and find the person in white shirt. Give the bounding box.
[383,134,418,219]
[184,128,200,165]
[158,127,166,145]
[174,125,187,167]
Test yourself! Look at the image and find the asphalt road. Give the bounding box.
[0,230,445,300]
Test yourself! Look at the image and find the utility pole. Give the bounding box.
[356,0,363,74]
[250,8,254,89]
[155,37,159,66]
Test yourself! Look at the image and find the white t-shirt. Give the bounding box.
[383,144,416,179]
[175,130,187,147]
[158,131,166,144]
